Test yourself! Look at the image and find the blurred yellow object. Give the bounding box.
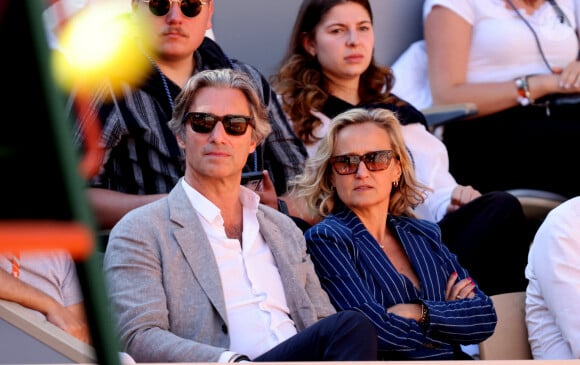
[52,3,153,97]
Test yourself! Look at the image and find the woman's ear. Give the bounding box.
[396,165,403,184]
[301,33,316,57]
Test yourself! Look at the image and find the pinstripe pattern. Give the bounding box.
[71,38,306,196]
[305,208,497,360]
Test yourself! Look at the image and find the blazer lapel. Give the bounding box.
[168,182,228,322]
[256,209,302,309]
[257,209,293,279]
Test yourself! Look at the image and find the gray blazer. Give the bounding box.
[103,181,335,363]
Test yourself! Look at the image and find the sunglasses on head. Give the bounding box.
[143,0,207,18]
[184,112,254,136]
[329,150,395,175]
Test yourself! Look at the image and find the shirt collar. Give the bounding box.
[180,179,261,224]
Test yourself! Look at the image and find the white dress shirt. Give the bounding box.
[525,196,580,359]
[401,123,457,222]
[181,180,297,359]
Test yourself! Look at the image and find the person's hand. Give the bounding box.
[387,302,423,321]
[45,304,91,344]
[554,60,580,90]
[445,272,475,301]
[530,65,580,99]
[255,170,278,210]
[446,185,481,213]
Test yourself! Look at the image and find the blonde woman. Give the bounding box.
[292,108,497,360]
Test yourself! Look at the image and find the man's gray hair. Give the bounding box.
[168,68,271,144]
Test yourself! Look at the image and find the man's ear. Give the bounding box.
[248,139,257,154]
[176,133,186,149]
[207,0,215,29]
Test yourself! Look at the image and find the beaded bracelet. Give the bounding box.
[515,76,533,106]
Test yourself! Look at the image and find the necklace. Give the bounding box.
[378,236,388,249]
[505,0,574,72]
[146,56,174,110]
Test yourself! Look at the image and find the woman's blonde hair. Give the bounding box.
[289,108,429,218]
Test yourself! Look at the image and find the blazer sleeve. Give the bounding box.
[104,207,228,363]
[415,224,498,343]
[306,222,426,350]
[306,218,497,352]
[259,207,336,329]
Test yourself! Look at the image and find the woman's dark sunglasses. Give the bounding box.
[184,112,254,136]
[329,150,395,175]
[143,0,207,18]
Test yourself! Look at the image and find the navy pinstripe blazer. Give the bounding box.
[305,208,497,360]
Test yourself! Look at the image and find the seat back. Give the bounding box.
[479,291,532,360]
[0,299,96,364]
[507,189,567,222]
[507,189,567,239]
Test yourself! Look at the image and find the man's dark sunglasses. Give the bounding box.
[329,150,395,175]
[184,112,254,136]
[143,0,207,18]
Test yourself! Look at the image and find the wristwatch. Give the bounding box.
[418,302,430,329]
[230,354,251,362]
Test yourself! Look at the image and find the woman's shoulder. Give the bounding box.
[423,0,479,24]
[309,213,345,229]
[392,214,431,224]
[390,215,441,235]
[307,212,353,234]
[259,204,304,232]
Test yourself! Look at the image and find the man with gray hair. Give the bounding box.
[71,0,306,231]
[103,68,378,363]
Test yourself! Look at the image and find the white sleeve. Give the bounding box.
[423,0,476,25]
[391,40,433,110]
[401,124,456,222]
[575,0,580,31]
[529,197,580,358]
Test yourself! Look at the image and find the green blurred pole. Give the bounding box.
[24,1,122,364]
